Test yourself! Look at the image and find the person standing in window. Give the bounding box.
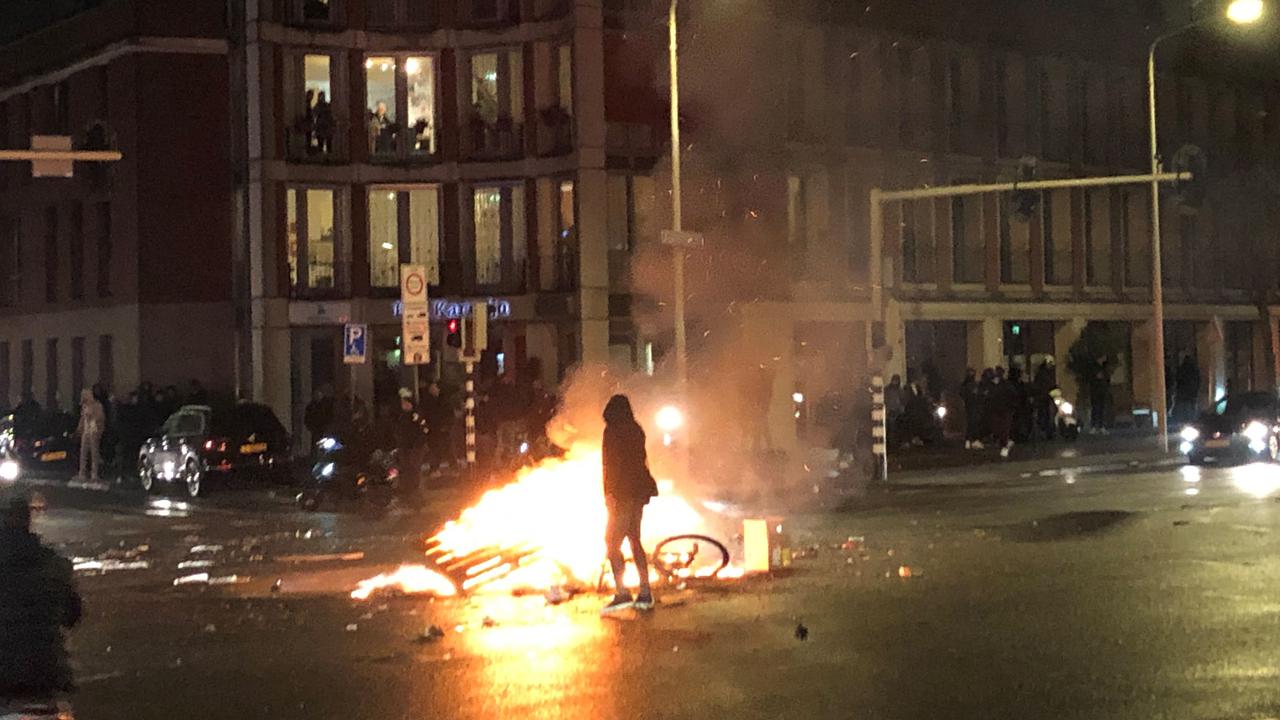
[368,101,394,154]
[313,91,334,154]
[74,389,104,483]
[600,394,657,615]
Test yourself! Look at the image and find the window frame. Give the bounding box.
[285,185,348,298]
[366,184,442,294]
[364,52,440,161]
[469,182,528,292]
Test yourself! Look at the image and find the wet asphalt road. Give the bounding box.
[16,458,1280,720]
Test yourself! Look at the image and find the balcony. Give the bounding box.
[463,116,525,161]
[535,107,574,157]
[286,119,347,163]
[367,120,438,164]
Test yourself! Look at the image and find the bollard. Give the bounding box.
[871,375,888,482]
[464,361,477,467]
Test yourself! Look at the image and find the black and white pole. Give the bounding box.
[871,375,888,481]
[464,361,477,466]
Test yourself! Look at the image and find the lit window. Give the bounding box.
[363,54,437,158]
[287,187,342,293]
[366,57,397,155]
[368,186,440,289]
[473,185,526,288]
[469,49,524,151]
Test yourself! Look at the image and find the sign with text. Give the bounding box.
[400,264,430,365]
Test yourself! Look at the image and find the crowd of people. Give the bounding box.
[883,362,1066,459]
[303,367,559,482]
[3,380,213,483]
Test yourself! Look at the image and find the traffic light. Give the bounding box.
[446,318,462,348]
[1171,144,1207,214]
[1012,155,1039,222]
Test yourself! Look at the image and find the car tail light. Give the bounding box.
[203,438,229,453]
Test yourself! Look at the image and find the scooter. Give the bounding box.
[1050,388,1081,441]
[296,435,398,513]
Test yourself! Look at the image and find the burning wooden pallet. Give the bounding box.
[424,538,545,593]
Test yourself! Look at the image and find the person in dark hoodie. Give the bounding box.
[601,394,658,615]
[0,495,82,704]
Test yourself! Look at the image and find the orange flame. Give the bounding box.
[350,444,729,599]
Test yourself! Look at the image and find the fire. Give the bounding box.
[350,444,730,599]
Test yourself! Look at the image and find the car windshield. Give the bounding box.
[211,404,286,440]
[1215,392,1276,418]
[165,410,208,436]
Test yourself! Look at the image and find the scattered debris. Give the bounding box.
[416,625,446,643]
[1173,520,1191,527]
[345,624,359,632]
[189,545,223,554]
[544,586,568,605]
[897,566,918,579]
[794,623,809,641]
[277,552,366,564]
[177,560,214,570]
[202,624,217,634]
[173,573,211,586]
[481,616,497,628]
[271,579,284,593]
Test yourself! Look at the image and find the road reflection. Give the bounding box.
[1229,462,1280,498]
[446,596,616,720]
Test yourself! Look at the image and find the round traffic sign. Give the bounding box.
[403,272,426,298]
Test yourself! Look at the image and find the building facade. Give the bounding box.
[2,0,1278,452]
[0,0,234,413]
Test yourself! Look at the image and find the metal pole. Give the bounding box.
[879,172,1189,202]
[465,362,477,466]
[669,0,687,388]
[1148,42,1170,452]
[0,150,123,162]
[871,375,888,482]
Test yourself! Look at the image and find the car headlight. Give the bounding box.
[0,459,19,482]
[317,437,341,452]
[935,405,948,420]
[1180,426,1200,443]
[1244,421,1269,442]
[320,462,336,478]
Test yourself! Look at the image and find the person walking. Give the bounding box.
[884,375,905,447]
[0,495,83,706]
[601,394,657,615]
[988,367,1016,458]
[75,389,105,483]
[1174,355,1201,426]
[1089,356,1112,433]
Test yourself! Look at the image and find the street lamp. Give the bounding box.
[668,0,687,389]
[1147,0,1264,451]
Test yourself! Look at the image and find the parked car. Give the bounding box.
[1180,391,1280,465]
[138,403,290,496]
[5,411,79,474]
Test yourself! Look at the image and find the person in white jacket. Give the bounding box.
[75,390,105,483]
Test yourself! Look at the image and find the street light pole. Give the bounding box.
[1145,0,1262,451]
[1147,37,1171,452]
[669,0,688,388]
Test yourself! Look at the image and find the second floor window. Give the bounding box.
[368,186,440,290]
[472,184,526,289]
[287,187,344,295]
[468,49,524,157]
[365,55,437,158]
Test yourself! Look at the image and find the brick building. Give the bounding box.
[2,0,1279,452]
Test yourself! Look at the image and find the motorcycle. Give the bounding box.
[296,435,399,513]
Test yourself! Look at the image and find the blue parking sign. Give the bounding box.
[343,323,368,364]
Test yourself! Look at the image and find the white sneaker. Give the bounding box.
[971,441,985,450]
[964,441,972,450]
[1000,446,1010,458]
